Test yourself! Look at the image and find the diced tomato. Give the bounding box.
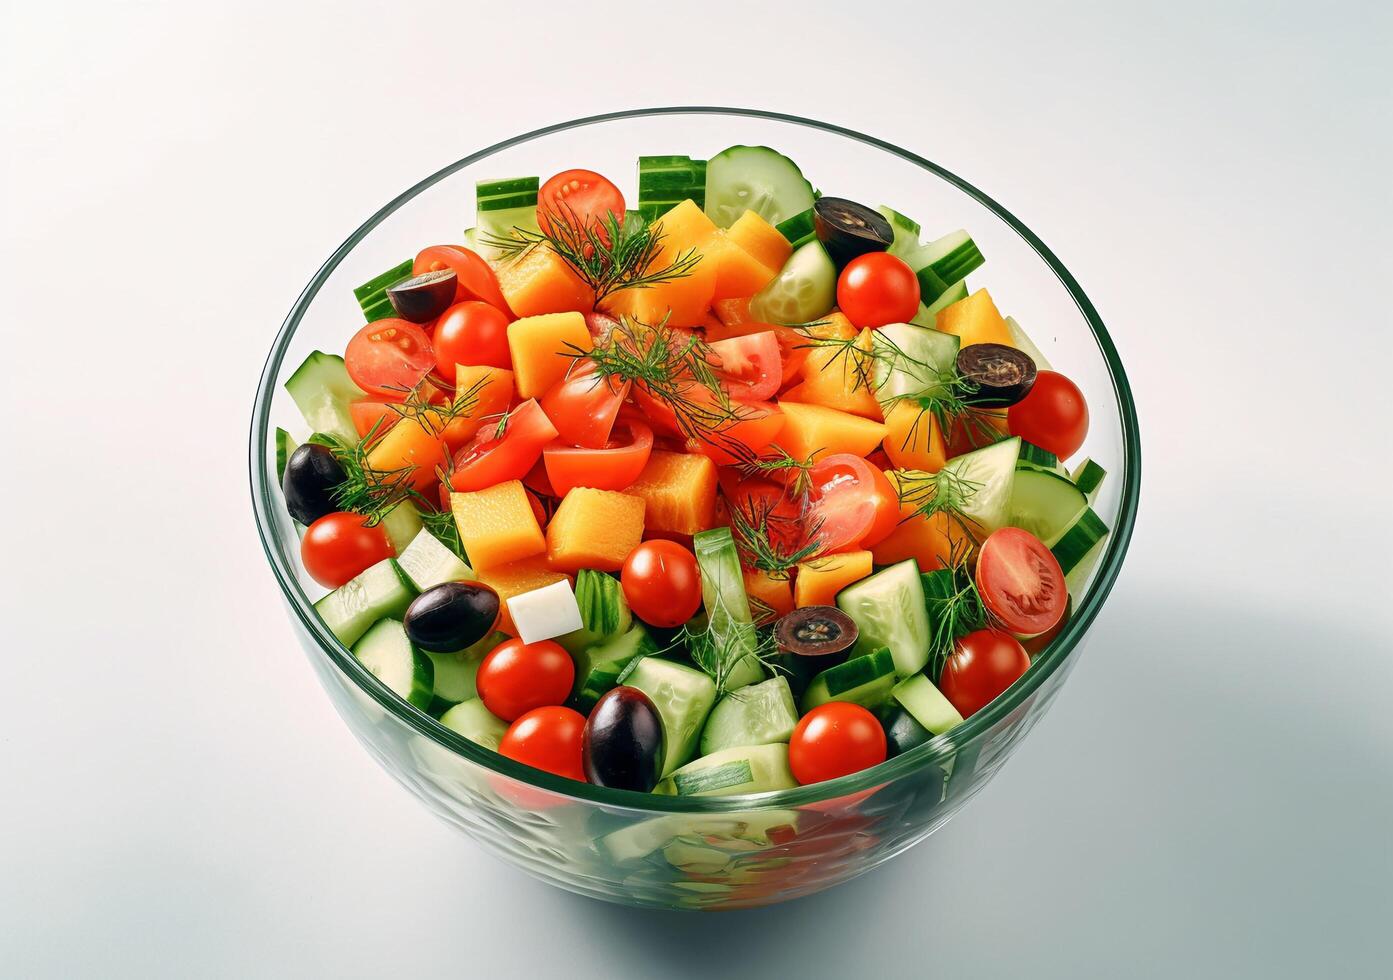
[540,360,630,449]
[542,420,654,496]
[806,454,900,553]
[706,331,782,401]
[344,319,435,397]
[414,245,512,315]
[726,477,810,561]
[706,321,809,388]
[449,399,558,492]
[692,400,786,466]
[349,401,401,441]
[523,457,556,498]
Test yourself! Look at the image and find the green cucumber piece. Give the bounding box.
[659,743,796,797]
[284,351,365,447]
[625,657,718,778]
[1071,458,1107,503]
[916,280,969,323]
[877,205,922,254]
[892,673,964,735]
[902,230,984,290]
[699,676,799,756]
[774,207,816,248]
[397,527,473,592]
[748,240,837,325]
[573,624,656,710]
[476,176,538,212]
[1051,507,1109,580]
[801,647,898,712]
[637,155,707,219]
[378,500,423,555]
[1016,440,1065,474]
[425,631,506,705]
[274,428,298,485]
[352,258,414,322]
[939,436,1021,535]
[692,527,764,691]
[314,558,417,647]
[558,569,632,656]
[870,322,961,408]
[474,176,541,261]
[1004,315,1053,371]
[1009,467,1089,546]
[703,145,815,229]
[438,698,508,751]
[352,619,434,710]
[837,560,932,676]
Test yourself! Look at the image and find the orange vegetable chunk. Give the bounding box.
[773,401,888,461]
[475,557,571,636]
[935,288,1015,349]
[881,400,947,472]
[545,488,646,572]
[871,470,956,572]
[496,245,595,318]
[506,311,591,399]
[725,210,792,272]
[623,450,718,537]
[450,480,546,570]
[743,569,795,625]
[795,551,873,608]
[602,200,718,326]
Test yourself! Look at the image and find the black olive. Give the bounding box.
[403,582,500,653]
[879,705,932,758]
[282,443,347,525]
[813,197,894,267]
[387,269,457,323]
[956,343,1038,407]
[776,606,859,659]
[582,686,665,792]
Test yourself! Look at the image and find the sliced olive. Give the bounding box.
[387,269,457,323]
[956,343,1038,407]
[813,197,894,267]
[582,686,665,792]
[282,443,347,525]
[403,582,500,653]
[776,605,859,660]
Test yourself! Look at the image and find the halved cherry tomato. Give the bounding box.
[432,301,511,379]
[414,245,512,315]
[1007,370,1089,460]
[789,702,887,785]
[939,629,1030,718]
[537,169,625,239]
[837,252,920,328]
[522,457,556,498]
[806,454,900,553]
[477,638,576,722]
[704,321,808,386]
[975,526,1067,638]
[300,512,394,589]
[726,477,809,562]
[349,401,400,442]
[540,360,630,449]
[706,331,782,400]
[499,706,587,781]
[344,318,435,397]
[542,420,653,496]
[621,540,703,628]
[449,399,558,492]
[692,400,786,466]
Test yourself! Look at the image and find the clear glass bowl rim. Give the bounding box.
[248,106,1141,814]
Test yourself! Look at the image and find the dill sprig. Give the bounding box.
[733,446,817,499]
[329,420,419,526]
[480,206,702,302]
[892,465,985,551]
[728,493,822,580]
[923,549,989,682]
[418,505,465,560]
[379,373,490,440]
[666,619,783,696]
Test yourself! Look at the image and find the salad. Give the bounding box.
[276,146,1108,798]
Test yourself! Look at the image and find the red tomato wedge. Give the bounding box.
[806,454,900,553]
[691,400,785,466]
[537,169,625,239]
[349,401,401,442]
[726,477,810,561]
[705,331,784,400]
[344,318,436,397]
[540,361,630,449]
[705,320,809,388]
[449,399,558,492]
[414,245,512,315]
[975,526,1068,638]
[542,420,653,496]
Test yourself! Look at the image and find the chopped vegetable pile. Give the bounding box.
[277,147,1109,797]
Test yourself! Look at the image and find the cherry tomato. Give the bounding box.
[727,477,809,563]
[975,527,1067,638]
[540,360,630,449]
[806,454,900,553]
[542,420,653,497]
[537,169,625,239]
[836,252,920,328]
[413,245,512,315]
[939,629,1030,718]
[498,706,587,781]
[1007,370,1089,459]
[692,400,786,466]
[476,638,575,722]
[432,301,511,380]
[621,540,703,628]
[789,702,887,784]
[300,512,394,589]
[449,399,559,492]
[344,319,435,397]
[706,331,783,400]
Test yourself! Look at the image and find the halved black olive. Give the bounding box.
[776,605,860,659]
[387,269,457,323]
[583,686,665,792]
[956,343,1038,407]
[404,582,500,653]
[813,197,894,267]
[282,443,347,525]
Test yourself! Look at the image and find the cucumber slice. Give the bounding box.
[892,673,964,735]
[939,436,1021,535]
[748,240,837,325]
[1070,458,1107,503]
[438,698,508,751]
[837,560,932,677]
[574,624,656,710]
[625,656,718,777]
[637,155,707,219]
[703,145,815,230]
[916,280,969,323]
[1016,441,1065,475]
[425,631,506,704]
[1009,467,1089,545]
[284,351,366,447]
[901,230,984,289]
[1051,506,1109,579]
[378,500,423,555]
[352,619,434,710]
[801,647,898,712]
[558,569,632,655]
[658,743,796,797]
[397,527,473,592]
[1004,315,1052,371]
[274,428,298,485]
[699,676,799,756]
[774,207,816,248]
[877,205,922,254]
[476,176,538,212]
[314,558,418,647]
[870,322,961,408]
[599,809,800,864]
[692,527,764,691]
[352,258,414,323]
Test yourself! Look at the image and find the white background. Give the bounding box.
[4,1,1390,976]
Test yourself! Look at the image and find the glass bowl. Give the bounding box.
[249,108,1140,910]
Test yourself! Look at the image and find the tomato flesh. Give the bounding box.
[537,169,625,240]
[806,454,900,553]
[300,512,394,589]
[499,706,587,781]
[449,399,559,492]
[413,245,512,315]
[706,331,782,400]
[344,319,436,397]
[621,540,703,628]
[939,629,1030,718]
[540,360,630,449]
[975,526,1067,638]
[542,420,653,497]
[789,702,887,784]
